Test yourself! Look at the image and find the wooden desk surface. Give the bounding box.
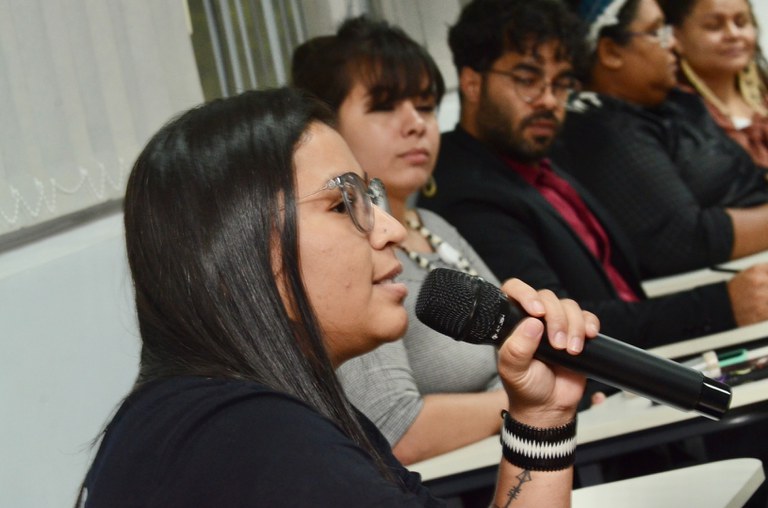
[642,249,768,298]
[572,458,765,508]
[648,319,768,360]
[410,299,768,484]
[410,377,768,481]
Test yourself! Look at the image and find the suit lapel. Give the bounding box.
[456,129,643,296]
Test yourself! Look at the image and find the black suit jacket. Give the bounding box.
[418,127,735,347]
[553,90,768,278]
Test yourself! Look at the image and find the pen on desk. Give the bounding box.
[709,265,741,274]
[718,348,748,368]
[683,346,768,375]
[720,356,768,386]
[682,350,721,377]
[721,345,768,371]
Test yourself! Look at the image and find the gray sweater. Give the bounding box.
[337,208,501,445]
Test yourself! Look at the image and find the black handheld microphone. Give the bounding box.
[415,268,732,420]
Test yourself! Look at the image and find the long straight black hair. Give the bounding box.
[122,87,394,479]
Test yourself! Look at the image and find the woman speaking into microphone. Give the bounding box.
[75,87,598,507]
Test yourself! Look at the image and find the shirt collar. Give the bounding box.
[503,156,554,185]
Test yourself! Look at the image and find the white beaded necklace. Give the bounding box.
[400,211,478,276]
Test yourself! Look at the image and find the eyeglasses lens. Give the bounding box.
[659,25,673,49]
[368,178,390,214]
[341,175,374,233]
[515,78,578,105]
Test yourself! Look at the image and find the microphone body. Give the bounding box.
[415,268,732,420]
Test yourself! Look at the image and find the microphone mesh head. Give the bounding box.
[415,268,508,344]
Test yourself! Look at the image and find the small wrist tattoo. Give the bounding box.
[494,469,532,508]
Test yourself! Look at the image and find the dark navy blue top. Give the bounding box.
[79,376,444,507]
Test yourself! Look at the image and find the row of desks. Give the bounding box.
[410,251,768,503]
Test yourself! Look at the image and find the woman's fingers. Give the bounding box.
[497,317,547,392]
[501,278,546,316]
[501,278,600,355]
[537,289,569,350]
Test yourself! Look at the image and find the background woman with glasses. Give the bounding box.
[74,86,596,507]
[660,0,768,168]
[555,0,768,279]
[290,16,516,470]
[624,23,674,48]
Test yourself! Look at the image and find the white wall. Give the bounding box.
[756,2,768,51]
[0,0,200,503]
[0,213,140,507]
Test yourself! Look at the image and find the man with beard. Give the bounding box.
[419,0,768,348]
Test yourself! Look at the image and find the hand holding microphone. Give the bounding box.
[484,278,597,422]
[416,268,732,420]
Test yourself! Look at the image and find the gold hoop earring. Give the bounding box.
[422,175,437,198]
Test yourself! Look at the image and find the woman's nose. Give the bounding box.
[370,205,407,248]
[399,101,427,136]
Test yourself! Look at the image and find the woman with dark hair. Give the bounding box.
[291,16,518,466]
[554,0,768,280]
[659,0,768,168]
[75,87,596,507]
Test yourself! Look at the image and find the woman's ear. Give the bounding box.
[595,37,624,70]
[459,66,483,104]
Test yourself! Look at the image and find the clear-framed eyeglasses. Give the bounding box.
[486,69,582,105]
[296,172,389,234]
[625,24,674,49]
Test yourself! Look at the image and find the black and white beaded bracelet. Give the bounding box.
[500,410,577,471]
